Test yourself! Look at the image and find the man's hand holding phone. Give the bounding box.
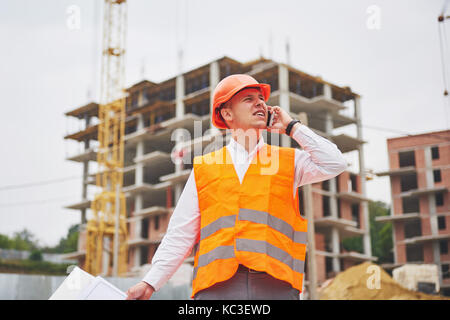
[266,105,296,135]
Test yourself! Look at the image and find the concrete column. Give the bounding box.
[209,61,220,133]
[134,246,140,268]
[424,146,442,284]
[134,112,145,266]
[424,146,438,235]
[135,194,143,219]
[174,129,184,204]
[331,227,341,272]
[137,113,144,131]
[329,176,340,272]
[135,114,144,186]
[278,64,291,147]
[176,74,185,119]
[390,191,399,264]
[324,84,332,100]
[174,185,182,204]
[134,195,143,266]
[325,111,338,221]
[354,97,372,258]
[329,179,338,218]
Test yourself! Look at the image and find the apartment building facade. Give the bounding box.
[63,56,375,286]
[376,130,450,295]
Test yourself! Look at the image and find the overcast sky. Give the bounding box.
[0,0,448,247]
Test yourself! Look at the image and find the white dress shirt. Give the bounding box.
[142,124,348,291]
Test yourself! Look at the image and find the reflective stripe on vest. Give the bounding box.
[193,208,307,279]
[238,208,307,245]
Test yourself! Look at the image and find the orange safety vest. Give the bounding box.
[191,143,308,298]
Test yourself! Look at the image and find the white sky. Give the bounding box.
[0,0,448,247]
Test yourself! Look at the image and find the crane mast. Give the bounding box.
[85,0,128,277]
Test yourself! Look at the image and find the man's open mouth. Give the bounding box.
[253,111,266,118]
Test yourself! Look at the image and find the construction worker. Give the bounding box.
[126,74,348,300]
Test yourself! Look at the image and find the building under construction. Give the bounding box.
[376,130,450,296]
[63,56,376,286]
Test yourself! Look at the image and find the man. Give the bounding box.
[126,74,347,300]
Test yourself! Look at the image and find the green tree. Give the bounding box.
[43,224,79,254]
[29,249,43,261]
[0,234,12,249]
[10,229,39,251]
[342,200,393,264]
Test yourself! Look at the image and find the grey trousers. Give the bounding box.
[194,267,300,300]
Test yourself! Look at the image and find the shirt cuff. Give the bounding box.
[142,268,166,292]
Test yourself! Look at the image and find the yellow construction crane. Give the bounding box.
[85,0,128,277]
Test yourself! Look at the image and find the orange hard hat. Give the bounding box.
[212,74,271,129]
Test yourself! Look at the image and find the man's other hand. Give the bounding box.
[126,281,155,300]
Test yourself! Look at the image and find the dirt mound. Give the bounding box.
[318,262,449,300]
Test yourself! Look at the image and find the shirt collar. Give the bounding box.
[227,134,266,160]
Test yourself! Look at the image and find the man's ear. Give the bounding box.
[221,107,232,123]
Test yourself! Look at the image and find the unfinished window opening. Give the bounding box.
[404,219,422,239]
[400,173,418,192]
[438,216,447,230]
[123,170,135,187]
[143,140,156,155]
[331,86,354,103]
[322,195,331,217]
[325,257,333,276]
[337,198,342,219]
[431,146,440,160]
[154,215,160,231]
[143,112,151,127]
[125,122,137,135]
[222,63,231,78]
[399,150,415,167]
[219,61,241,80]
[141,88,151,104]
[185,100,210,116]
[406,243,424,262]
[433,169,442,183]
[351,203,360,228]
[143,164,173,185]
[440,240,449,255]
[185,72,210,95]
[140,246,149,265]
[349,174,358,192]
[436,192,444,207]
[441,264,450,279]
[129,91,139,109]
[288,71,323,99]
[158,86,176,101]
[124,147,136,167]
[258,75,279,92]
[402,197,420,213]
[141,218,149,239]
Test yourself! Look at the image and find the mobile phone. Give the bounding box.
[266,110,274,127]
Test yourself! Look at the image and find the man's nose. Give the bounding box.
[256,99,266,108]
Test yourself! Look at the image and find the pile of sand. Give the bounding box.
[318,262,449,300]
